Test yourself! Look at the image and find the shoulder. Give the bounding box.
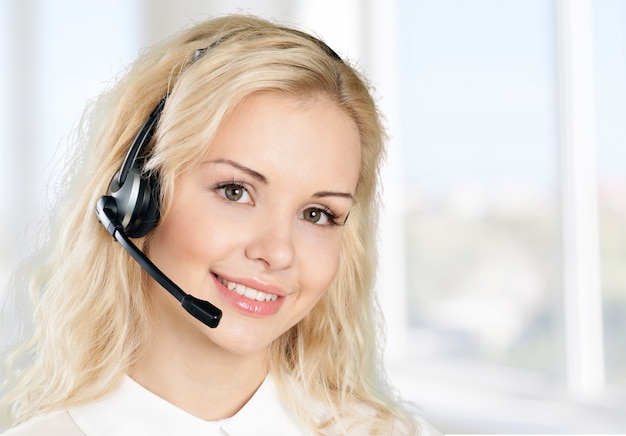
[2,410,84,436]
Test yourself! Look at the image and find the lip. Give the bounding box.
[211,273,286,316]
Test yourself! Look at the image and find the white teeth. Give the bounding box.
[218,276,278,302]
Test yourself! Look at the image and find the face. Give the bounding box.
[147,92,361,357]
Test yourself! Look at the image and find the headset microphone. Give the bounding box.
[95,96,222,329]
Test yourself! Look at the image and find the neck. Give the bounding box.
[129,298,269,421]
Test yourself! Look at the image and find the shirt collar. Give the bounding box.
[219,374,306,435]
[68,375,308,436]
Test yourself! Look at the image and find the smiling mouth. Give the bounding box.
[216,276,279,302]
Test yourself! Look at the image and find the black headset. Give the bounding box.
[95,90,223,329]
[102,97,165,238]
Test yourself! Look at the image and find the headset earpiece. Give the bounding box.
[107,167,160,238]
[101,97,167,239]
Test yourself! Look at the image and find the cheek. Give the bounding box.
[148,203,229,275]
[147,219,195,279]
[297,232,343,297]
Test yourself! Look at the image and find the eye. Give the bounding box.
[217,183,251,203]
[301,207,338,226]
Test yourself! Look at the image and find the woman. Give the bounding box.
[1,14,440,435]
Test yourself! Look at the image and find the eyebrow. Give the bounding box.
[206,159,268,183]
[313,191,355,201]
[205,159,355,201]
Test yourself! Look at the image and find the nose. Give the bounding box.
[244,219,296,271]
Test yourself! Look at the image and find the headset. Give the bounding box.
[95,85,222,329]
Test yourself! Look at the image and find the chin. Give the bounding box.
[206,320,278,357]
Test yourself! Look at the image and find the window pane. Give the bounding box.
[594,0,626,390]
[398,0,563,376]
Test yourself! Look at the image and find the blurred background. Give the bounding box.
[1,0,625,433]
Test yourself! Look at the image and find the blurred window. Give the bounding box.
[595,0,626,390]
[398,0,563,376]
[397,0,626,411]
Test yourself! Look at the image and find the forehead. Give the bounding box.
[203,93,361,190]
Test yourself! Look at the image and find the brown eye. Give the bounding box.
[218,183,250,203]
[301,207,334,225]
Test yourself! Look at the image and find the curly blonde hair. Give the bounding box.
[1,14,419,435]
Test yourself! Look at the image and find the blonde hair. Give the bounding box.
[1,14,418,434]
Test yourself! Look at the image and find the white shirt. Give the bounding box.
[2,375,305,436]
[3,376,442,435]
[70,375,304,436]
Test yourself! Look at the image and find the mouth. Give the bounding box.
[216,275,279,302]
